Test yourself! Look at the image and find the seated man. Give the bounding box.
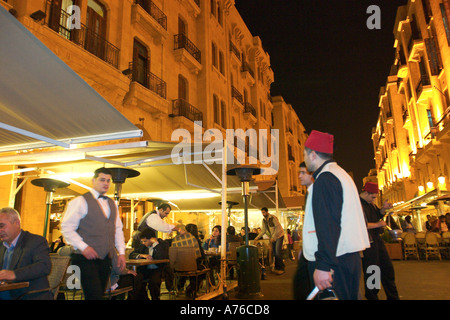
[129,228,169,300]
[107,251,137,300]
[226,226,243,245]
[0,207,52,300]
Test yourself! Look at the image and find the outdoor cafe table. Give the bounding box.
[126,259,170,271]
[0,281,29,292]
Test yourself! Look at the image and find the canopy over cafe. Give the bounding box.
[0,6,302,246]
[388,189,450,232]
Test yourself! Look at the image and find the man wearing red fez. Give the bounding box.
[360,182,400,300]
[302,130,370,300]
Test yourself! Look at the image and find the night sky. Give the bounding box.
[235,0,407,190]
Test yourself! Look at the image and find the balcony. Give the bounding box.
[229,40,241,67]
[241,61,255,86]
[170,99,203,123]
[243,102,257,125]
[244,102,256,117]
[402,109,410,128]
[173,34,202,74]
[124,66,169,118]
[44,1,119,68]
[179,0,201,17]
[415,76,432,103]
[127,61,167,99]
[231,86,243,104]
[132,1,168,44]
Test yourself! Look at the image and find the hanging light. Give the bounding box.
[427,181,434,190]
[438,175,445,185]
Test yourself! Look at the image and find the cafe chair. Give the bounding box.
[441,231,450,259]
[415,232,426,258]
[227,242,241,280]
[103,285,134,300]
[18,254,70,300]
[169,247,210,299]
[403,232,419,260]
[425,232,442,261]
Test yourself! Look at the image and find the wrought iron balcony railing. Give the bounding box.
[134,0,167,30]
[229,40,241,61]
[129,62,167,99]
[44,1,119,68]
[231,86,243,104]
[241,61,254,78]
[174,34,201,63]
[244,102,256,117]
[171,99,203,123]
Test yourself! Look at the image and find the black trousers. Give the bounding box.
[293,252,312,299]
[362,236,400,300]
[307,252,362,300]
[71,254,111,300]
[135,267,163,300]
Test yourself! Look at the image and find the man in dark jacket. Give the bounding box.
[360,182,400,300]
[129,228,170,300]
[0,207,52,300]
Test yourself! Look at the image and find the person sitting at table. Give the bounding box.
[203,225,222,251]
[226,226,243,245]
[203,225,222,285]
[404,215,416,233]
[129,228,169,300]
[176,224,208,297]
[107,251,138,300]
[0,207,52,300]
[439,215,448,233]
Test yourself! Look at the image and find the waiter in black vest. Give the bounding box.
[62,167,126,300]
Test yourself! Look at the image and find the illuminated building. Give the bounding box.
[0,0,306,238]
[372,0,450,228]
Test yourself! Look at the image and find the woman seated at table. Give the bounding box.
[202,225,223,285]
[129,228,170,300]
[203,225,222,251]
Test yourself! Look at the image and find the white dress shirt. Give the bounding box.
[61,189,125,255]
[145,212,175,233]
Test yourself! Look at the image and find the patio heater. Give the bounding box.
[219,200,239,227]
[227,164,263,299]
[107,168,140,203]
[31,178,70,238]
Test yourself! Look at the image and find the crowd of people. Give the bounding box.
[0,166,295,300]
[1,131,449,301]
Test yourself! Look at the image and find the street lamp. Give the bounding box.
[226,164,263,299]
[31,178,70,238]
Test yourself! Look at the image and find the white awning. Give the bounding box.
[0,6,142,152]
[0,140,284,211]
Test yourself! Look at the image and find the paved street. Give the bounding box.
[225,258,450,300]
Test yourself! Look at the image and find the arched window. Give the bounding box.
[86,0,107,56]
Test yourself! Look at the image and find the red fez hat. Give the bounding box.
[363,182,379,193]
[305,130,334,154]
